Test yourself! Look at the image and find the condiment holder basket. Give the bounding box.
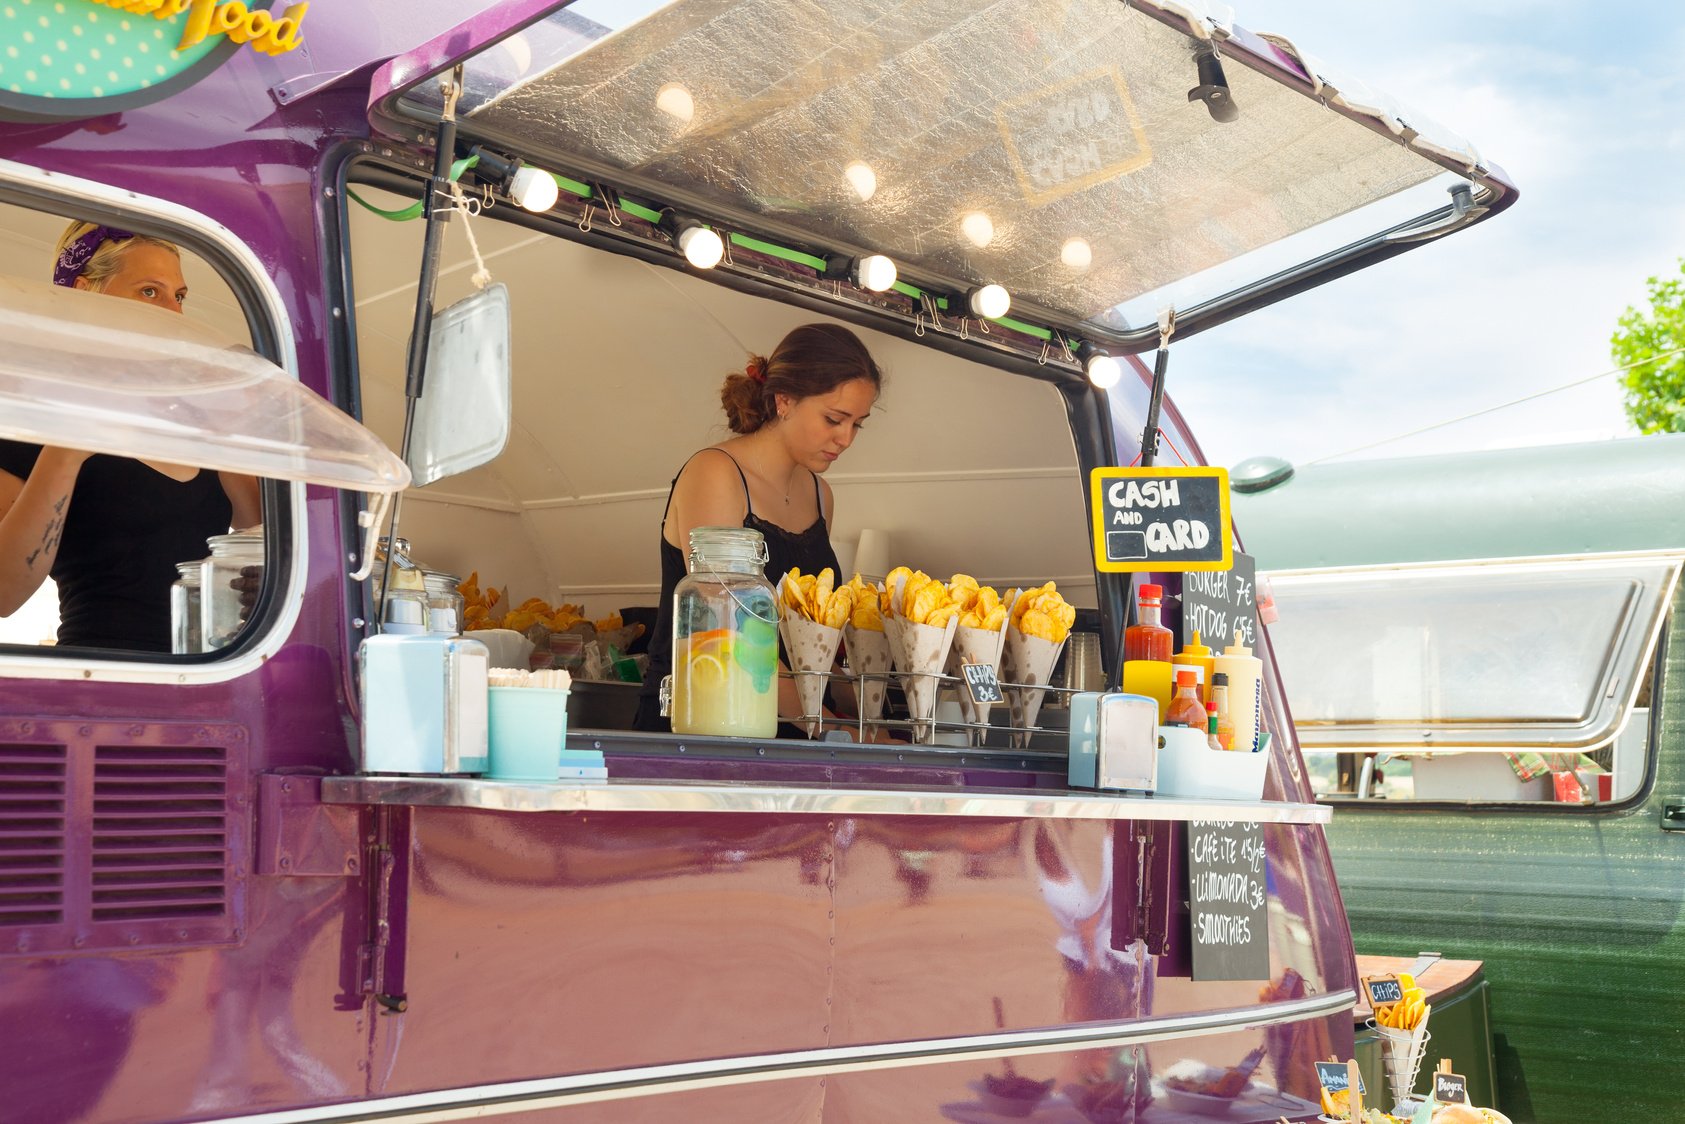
[1155,725,1269,801]
[1374,1023,1432,1115]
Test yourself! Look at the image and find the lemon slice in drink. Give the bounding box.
[689,652,730,690]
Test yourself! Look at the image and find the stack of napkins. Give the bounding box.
[557,748,607,782]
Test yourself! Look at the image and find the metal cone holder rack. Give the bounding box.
[1372,1014,1432,1116]
[780,667,1079,747]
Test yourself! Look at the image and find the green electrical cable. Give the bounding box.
[551,172,593,200]
[347,155,481,222]
[727,233,827,272]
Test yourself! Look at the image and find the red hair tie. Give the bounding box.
[746,357,768,383]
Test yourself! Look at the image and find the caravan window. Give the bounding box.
[0,196,289,664]
[1269,555,1680,804]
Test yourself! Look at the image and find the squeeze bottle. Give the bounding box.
[1212,629,1263,752]
[1171,629,1214,702]
[1121,583,1174,721]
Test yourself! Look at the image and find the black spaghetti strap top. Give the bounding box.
[635,449,841,731]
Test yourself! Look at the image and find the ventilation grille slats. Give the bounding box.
[0,746,66,925]
[89,744,229,923]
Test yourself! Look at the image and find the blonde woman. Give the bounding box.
[0,222,260,650]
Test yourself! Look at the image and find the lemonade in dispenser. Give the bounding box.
[670,527,780,738]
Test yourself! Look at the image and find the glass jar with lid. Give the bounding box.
[200,528,264,650]
[170,560,204,654]
[422,570,465,636]
[669,526,779,738]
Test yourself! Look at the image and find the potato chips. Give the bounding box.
[780,567,855,630]
[456,570,621,633]
[1007,581,1076,644]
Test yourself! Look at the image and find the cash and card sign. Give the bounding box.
[1186,820,1269,980]
[1089,467,1232,573]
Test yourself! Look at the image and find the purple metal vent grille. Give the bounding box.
[0,719,247,956]
[91,744,229,922]
[0,744,68,927]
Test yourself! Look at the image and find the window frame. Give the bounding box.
[0,158,303,684]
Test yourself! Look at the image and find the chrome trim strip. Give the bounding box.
[322,775,1332,825]
[197,990,1357,1123]
[0,158,305,686]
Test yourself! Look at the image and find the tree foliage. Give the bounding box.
[1611,258,1685,434]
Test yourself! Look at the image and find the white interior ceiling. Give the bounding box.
[348,187,1095,616]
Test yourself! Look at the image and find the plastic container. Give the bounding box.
[670,527,780,738]
[486,685,570,780]
[169,560,203,654]
[1212,629,1264,753]
[1122,583,1175,721]
[360,612,490,775]
[199,528,263,650]
[1156,725,1268,801]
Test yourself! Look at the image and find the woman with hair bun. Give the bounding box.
[0,221,261,651]
[635,322,883,734]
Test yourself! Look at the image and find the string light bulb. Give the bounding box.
[960,211,995,248]
[843,161,878,202]
[823,253,898,293]
[1076,341,1122,389]
[507,166,559,213]
[660,211,724,269]
[967,284,1011,320]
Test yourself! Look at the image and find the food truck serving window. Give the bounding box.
[1268,556,1681,800]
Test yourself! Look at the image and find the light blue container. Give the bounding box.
[487,686,570,780]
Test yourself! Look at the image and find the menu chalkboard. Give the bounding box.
[1180,551,1258,650]
[1089,467,1233,573]
[1186,820,1269,981]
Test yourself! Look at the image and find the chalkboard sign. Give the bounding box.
[1314,1062,1365,1097]
[1434,1070,1468,1104]
[1090,467,1233,573]
[1186,820,1269,981]
[961,662,1004,705]
[1363,975,1404,1008]
[1181,551,1258,650]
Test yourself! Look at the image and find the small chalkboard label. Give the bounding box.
[1181,551,1258,650]
[1434,1071,1468,1104]
[1186,820,1269,981]
[1090,466,1233,573]
[1364,975,1404,1007]
[961,662,1004,705]
[1314,1062,1364,1096]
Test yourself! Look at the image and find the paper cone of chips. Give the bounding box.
[883,569,959,743]
[999,582,1076,748]
[777,571,846,738]
[949,623,1007,745]
[844,623,893,726]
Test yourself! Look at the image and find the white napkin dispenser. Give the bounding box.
[359,631,489,774]
[1067,691,1158,792]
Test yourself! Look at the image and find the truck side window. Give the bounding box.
[1269,556,1678,805]
[0,199,270,657]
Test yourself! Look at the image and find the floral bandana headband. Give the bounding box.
[53,225,134,288]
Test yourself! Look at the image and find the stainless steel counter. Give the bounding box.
[320,775,1332,824]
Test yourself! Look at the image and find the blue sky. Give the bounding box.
[1170,0,1685,467]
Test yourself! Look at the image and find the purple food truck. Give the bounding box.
[0,2,1515,1121]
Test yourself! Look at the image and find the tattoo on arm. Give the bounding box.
[24,500,68,571]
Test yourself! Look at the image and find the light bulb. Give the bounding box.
[968,284,1010,320]
[960,211,995,248]
[1061,237,1093,271]
[854,254,897,292]
[1085,352,1122,389]
[677,223,724,269]
[843,160,878,202]
[506,165,559,213]
[656,82,695,123]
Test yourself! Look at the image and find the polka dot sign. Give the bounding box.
[0,0,281,121]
